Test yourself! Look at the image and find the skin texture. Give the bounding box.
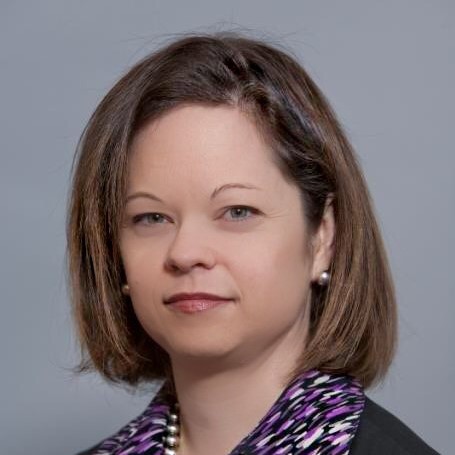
[119,104,335,455]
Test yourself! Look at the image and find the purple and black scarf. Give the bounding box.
[90,368,365,454]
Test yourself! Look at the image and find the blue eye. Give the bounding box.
[132,213,167,225]
[223,206,258,222]
[131,206,259,226]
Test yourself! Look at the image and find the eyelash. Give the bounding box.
[132,206,260,226]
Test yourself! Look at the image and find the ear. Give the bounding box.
[310,194,336,282]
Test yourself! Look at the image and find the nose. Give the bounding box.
[164,219,216,273]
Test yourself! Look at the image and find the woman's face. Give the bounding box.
[120,104,329,367]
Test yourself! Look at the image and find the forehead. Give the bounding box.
[128,104,283,188]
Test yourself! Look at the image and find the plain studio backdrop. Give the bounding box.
[0,1,453,454]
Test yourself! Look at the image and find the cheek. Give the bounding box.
[120,241,166,327]
[125,263,170,348]
[120,234,162,284]
[236,231,311,316]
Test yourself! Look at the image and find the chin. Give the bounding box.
[163,337,238,362]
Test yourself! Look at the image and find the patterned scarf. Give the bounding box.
[90,368,365,454]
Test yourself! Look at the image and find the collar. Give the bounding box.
[92,368,365,454]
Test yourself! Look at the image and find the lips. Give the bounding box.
[164,292,233,315]
[164,292,232,304]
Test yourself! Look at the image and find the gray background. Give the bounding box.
[0,1,453,454]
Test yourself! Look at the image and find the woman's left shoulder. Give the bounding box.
[349,396,440,455]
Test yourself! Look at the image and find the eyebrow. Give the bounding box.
[125,183,261,204]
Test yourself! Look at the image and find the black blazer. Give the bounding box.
[349,396,439,454]
[76,396,440,455]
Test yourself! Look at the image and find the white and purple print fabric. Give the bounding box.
[88,368,365,454]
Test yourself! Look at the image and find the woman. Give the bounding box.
[69,32,439,454]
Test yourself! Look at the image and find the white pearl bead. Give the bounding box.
[167,424,178,434]
[166,435,179,446]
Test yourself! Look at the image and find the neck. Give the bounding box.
[169,326,308,455]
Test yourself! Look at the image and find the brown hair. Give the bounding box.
[66,30,397,393]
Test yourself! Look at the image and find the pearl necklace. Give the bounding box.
[162,401,181,455]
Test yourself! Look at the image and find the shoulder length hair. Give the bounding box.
[66,31,397,392]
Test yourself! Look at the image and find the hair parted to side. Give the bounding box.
[66,30,397,393]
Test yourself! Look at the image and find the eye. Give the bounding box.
[132,213,168,225]
[223,205,259,222]
[131,206,260,227]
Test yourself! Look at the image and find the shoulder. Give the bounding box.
[349,396,440,455]
[73,388,172,455]
[74,394,441,455]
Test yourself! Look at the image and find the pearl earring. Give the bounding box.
[317,271,330,287]
[121,283,130,295]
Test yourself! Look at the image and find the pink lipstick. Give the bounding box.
[168,299,231,314]
[164,292,233,314]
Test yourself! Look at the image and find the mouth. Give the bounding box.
[163,292,234,314]
[166,298,233,314]
[164,292,232,304]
